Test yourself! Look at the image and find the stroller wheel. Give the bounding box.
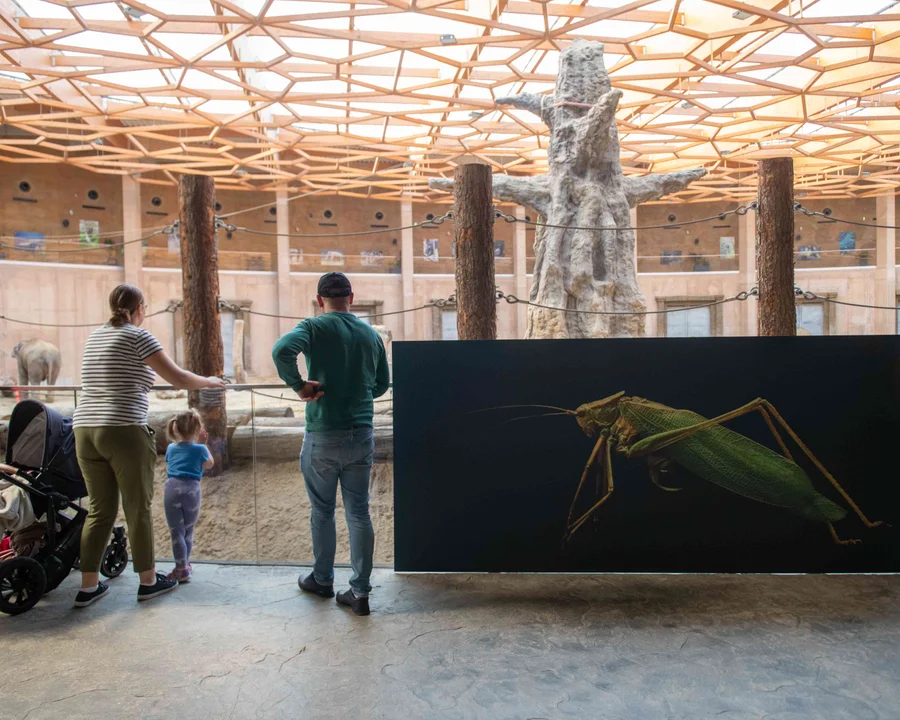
[0,557,47,615]
[100,528,128,579]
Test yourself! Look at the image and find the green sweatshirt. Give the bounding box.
[271,312,390,432]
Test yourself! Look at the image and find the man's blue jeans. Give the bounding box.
[300,427,375,597]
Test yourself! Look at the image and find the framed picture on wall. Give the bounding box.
[361,250,384,266]
[79,220,100,246]
[13,231,44,250]
[424,238,439,262]
[494,240,505,257]
[719,237,735,259]
[660,250,682,265]
[321,249,344,266]
[798,245,821,261]
[839,231,856,255]
[289,248,303,265]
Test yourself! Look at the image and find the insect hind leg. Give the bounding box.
[762,401,886,530]
[829,523,861,546]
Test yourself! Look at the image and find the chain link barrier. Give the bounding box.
[793,203,900,230]
[794,285,900,312]
[496,202,759,231]
[493,288,759,316]
[215,211,452,240]
[5,285,900,329]
[0,300,183,328]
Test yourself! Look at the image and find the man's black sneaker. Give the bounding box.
[336,589,370,616]
[74,583,109,608]
[137,573,178,602]
[298,573,335,598]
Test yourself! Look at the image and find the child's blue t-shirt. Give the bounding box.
[165,442,212,480]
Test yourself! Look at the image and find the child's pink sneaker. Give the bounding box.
[167,565,192,584]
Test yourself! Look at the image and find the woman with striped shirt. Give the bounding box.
[72,284,225,607]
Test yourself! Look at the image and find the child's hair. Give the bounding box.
[167,409,203,443]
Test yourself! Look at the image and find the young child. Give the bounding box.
[164,410,214,583]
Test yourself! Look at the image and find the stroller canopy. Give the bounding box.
[5,400,86,500]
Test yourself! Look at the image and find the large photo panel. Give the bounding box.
[394,337,900,573]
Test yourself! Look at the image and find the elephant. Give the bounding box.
[12,339,61,402]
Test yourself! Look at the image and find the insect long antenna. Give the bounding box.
[498,411,573,427]
[457,404,576,418]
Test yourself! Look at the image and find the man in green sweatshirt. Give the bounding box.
[272,272,390,616]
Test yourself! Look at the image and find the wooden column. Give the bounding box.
[401,198,416,340]
[875,194,897,335]
[122,175,143,289]
[514,205,528,337]
[737,206,758,336]
[454,163,496,340]
[178,174,228,473]
[276,190,293,335]
[756,158,795,336]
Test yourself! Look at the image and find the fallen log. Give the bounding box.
[230,425,393,462]
[145,407,297,452]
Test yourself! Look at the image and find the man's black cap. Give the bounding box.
[317,272,352,298]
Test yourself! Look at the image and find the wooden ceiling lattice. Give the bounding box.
[2,0,900,202]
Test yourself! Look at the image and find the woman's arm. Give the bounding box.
[144,351,224,390]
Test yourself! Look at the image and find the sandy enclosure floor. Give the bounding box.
[127,458,395,566]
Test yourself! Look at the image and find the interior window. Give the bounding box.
[666,306,711,338]
[441,310,458,340]
[796,303,825,336]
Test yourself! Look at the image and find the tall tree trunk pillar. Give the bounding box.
[429,40,707,338]
[453,163,497,340]
[757,158,795,337]
[178,174,229,473]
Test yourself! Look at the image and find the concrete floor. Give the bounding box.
[1,566,898,720]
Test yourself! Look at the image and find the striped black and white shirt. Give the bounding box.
[72,324,163,428]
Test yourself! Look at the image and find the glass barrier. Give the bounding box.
[793,246,874,269]
[0,383,394,567]
[0,241,123,267]
[413,255,516,275]
[289,253,401,275]
[142,245,276,271]
[638,254,740,273]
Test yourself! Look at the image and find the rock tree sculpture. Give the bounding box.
[430,39,707,338]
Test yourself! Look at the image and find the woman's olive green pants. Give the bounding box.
[74,425,156,574]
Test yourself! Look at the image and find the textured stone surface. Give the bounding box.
[2,567,899,719]
[430,39,707,339]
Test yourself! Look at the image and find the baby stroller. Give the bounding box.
[0,400,128,615]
